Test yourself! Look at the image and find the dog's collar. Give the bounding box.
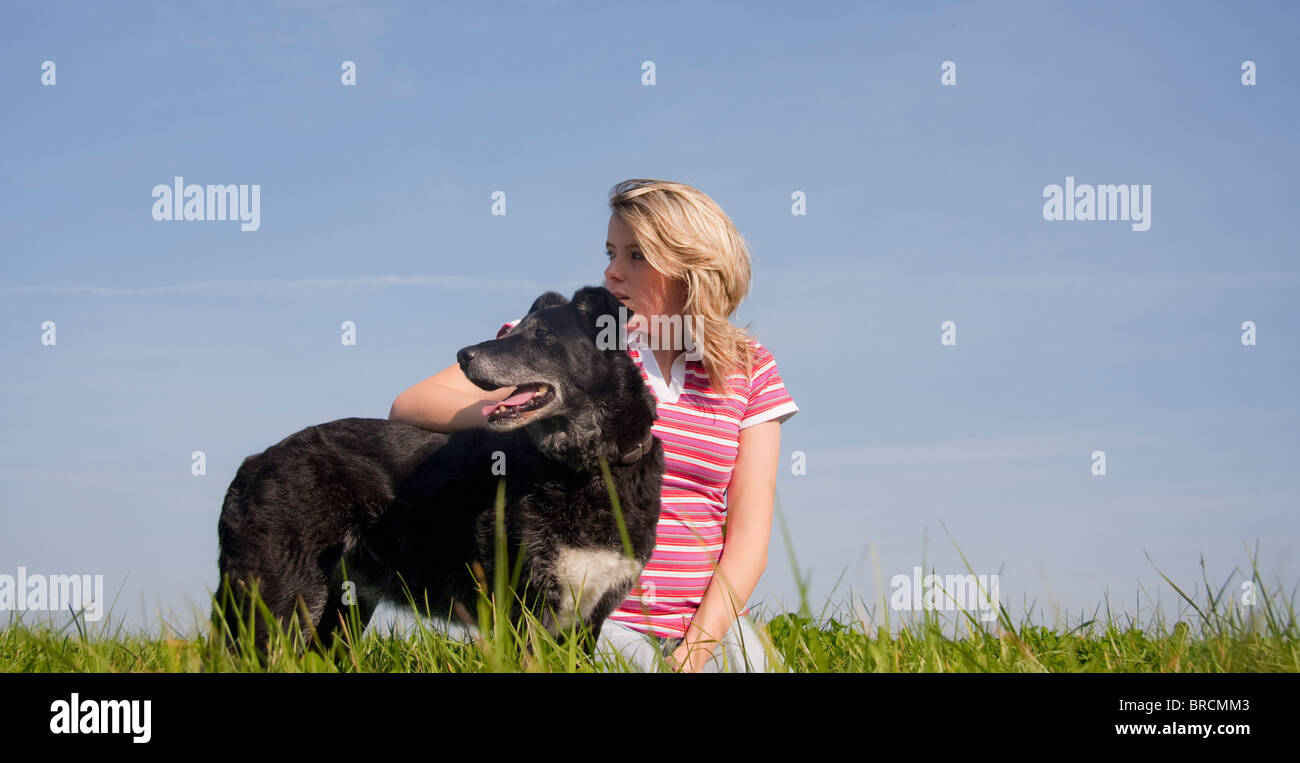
[618,430,656,465]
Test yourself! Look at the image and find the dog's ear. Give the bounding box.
[527,291,568,315]
[572,286,628,343]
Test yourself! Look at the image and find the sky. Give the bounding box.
[1,0,1297,639]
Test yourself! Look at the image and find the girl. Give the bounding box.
[389,179,798,672]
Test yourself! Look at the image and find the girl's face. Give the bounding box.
[603,214,687,329]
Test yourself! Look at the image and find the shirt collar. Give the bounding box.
[626,327,690,404]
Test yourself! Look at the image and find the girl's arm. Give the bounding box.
[389,361,516,433]
[669,419,782,672]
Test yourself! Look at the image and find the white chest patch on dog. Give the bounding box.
[550,546,642,633]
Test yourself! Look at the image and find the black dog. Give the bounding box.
[214,286,662,657]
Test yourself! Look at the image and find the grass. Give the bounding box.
[3,474,1296,673]
[2,550,1296,673]
[6,538,1295,673]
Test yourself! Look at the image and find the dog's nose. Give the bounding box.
[457,347,477,369]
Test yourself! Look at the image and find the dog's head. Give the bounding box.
[456,286,656,464]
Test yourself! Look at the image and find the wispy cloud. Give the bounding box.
[0,275,557,298]
[922,272,1300,288]
[0,466,191,484]
[273,0,403,41]
[766,265,1300,290]
[815,431,1159,468]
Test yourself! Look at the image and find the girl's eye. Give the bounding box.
[605,250,644,260]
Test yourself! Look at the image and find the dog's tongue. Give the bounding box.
[481,387,536,417]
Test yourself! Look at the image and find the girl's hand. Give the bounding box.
[667,640,715,673]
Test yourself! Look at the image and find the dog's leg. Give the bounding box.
[213,572,282,666]
[586,619,605,654]
[314,577,377,652]
[213,573,254,655]
[521,618,540,670]
[220,554,335,662]
[580,586,633,659]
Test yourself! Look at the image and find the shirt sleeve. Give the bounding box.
[739,343,798,429]
[495,317,524,339]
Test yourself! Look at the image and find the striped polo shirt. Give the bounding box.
[495,315,799,638]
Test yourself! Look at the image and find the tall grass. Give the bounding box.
[2,486,1296,672]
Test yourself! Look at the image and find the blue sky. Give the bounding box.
[1,0,1297,637]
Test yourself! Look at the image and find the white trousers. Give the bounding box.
[368,603,780,672]
[595,615,778,673]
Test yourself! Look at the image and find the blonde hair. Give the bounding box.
[607,179,756,392]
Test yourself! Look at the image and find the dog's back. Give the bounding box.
[215,418,454,650]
